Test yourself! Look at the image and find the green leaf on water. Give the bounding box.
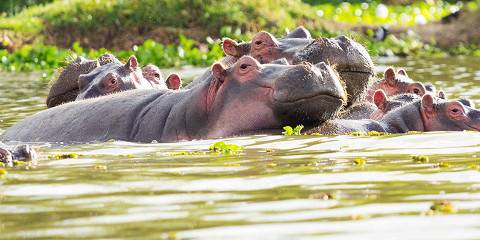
[282,125,303,136]
[209,141,244,155]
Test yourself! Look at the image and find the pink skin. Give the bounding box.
[421,94,480,131]
[250,31,282,64]
[368,67,426,101]
[126,56,152,90]
[206,56,279,138]
[370,89,388,120]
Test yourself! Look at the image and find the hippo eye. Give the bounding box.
[154,73,160,78]
[240,64,250,70]
[452,108,459,113]
[255,40,263,45]
[413,89,420,94]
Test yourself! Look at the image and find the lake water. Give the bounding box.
[0,57,480,239]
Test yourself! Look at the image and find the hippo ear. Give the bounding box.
[373,90,388,111]
[458,97,474,108]
[421,94,436,115]
[125,56,139,72]
[384,67,396,85]
[285,26,311,39]
[166,73,182,90]
[437,90,447,100]
[397,69,408,77]
[212,63,227,82]
[222,38,240,57]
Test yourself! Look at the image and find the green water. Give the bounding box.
[1,57,480,239]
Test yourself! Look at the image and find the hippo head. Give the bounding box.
[142,64,182,90]
[292,36,375,106]
[371,90,420,120]
[369,67,426,100]
[222,27,313,63]
[421,94,480,131]
[76,56,151,100]
[204,56,346,138]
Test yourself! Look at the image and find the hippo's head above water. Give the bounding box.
[204,56,346,138]
[420,94,480,131]
[222,27,313,63]
[76,56,151,100]
[368,67,426,101]
[142,64,182,90]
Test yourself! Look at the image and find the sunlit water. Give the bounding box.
[0,57,479,239]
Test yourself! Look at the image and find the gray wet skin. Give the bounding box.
[76,56,152,100]
[223,29,375,106]
[308,94,480,135]
[0,143,37,167]
[1,56,346,143]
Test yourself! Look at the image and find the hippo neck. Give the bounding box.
[381,101,425,133]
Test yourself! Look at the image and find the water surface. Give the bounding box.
[0,57,479,239]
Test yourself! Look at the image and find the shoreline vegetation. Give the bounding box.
[1,0,479,74]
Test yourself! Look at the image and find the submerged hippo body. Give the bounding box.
[2,56,346,143]
[0,143,37,167]
[309,94,480,135]
[223,29,375,106]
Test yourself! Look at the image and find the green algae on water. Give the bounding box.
[13,160,27,167]
[412,155,429,163]
[0,168,7,177]
[168,151,206,156]
[209,141,244,155]
[430,200,456,213]
[48,153,79,160]
[353,158,366,166]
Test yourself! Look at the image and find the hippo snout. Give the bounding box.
[273,62,346,103]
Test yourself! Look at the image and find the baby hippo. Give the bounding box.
[309,94,480,135]
[142,64,182,90]
[367,67,426,100]
[76,56,152,100]
[0,143,37,167]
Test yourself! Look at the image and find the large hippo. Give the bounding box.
[0,143,37,167]
[1,56,346,143]
[308,94,480,135]
[223,29,375,106]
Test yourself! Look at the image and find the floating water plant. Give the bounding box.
[209,141,244,155]
[412,155,429,163]
[282,125,304,136]
[13,160,27,167]
[48,153,79,159]
[353,158,366,166]
[94,165,107,170]
[430,200,456,213]
[0,168,7,177]
[168,151,206,156]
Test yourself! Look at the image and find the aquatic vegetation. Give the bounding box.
[436,162,451,168]
[0,168,7,177]
[48,153,79,160]
[168,151,206,156]
[412,155,429,163]
[13,160,27,167]
[353,158,366,166]
[209,141,244,155]
[309,192,336,200]
[94,164,107,170]
[282,125,304,136]
[430,200,457,213]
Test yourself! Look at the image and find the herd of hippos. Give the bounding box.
[1,26,479,165]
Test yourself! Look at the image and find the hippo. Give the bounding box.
[0,143,37,167]
[1,56,346,143]
[142,64,182,90]
[223,30,375,106]
[47,54,180,108]
[308,93,480,135]
[367,67,426,101]
[76,56,153,100]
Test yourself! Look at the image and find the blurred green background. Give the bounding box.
[0,0,479,72]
